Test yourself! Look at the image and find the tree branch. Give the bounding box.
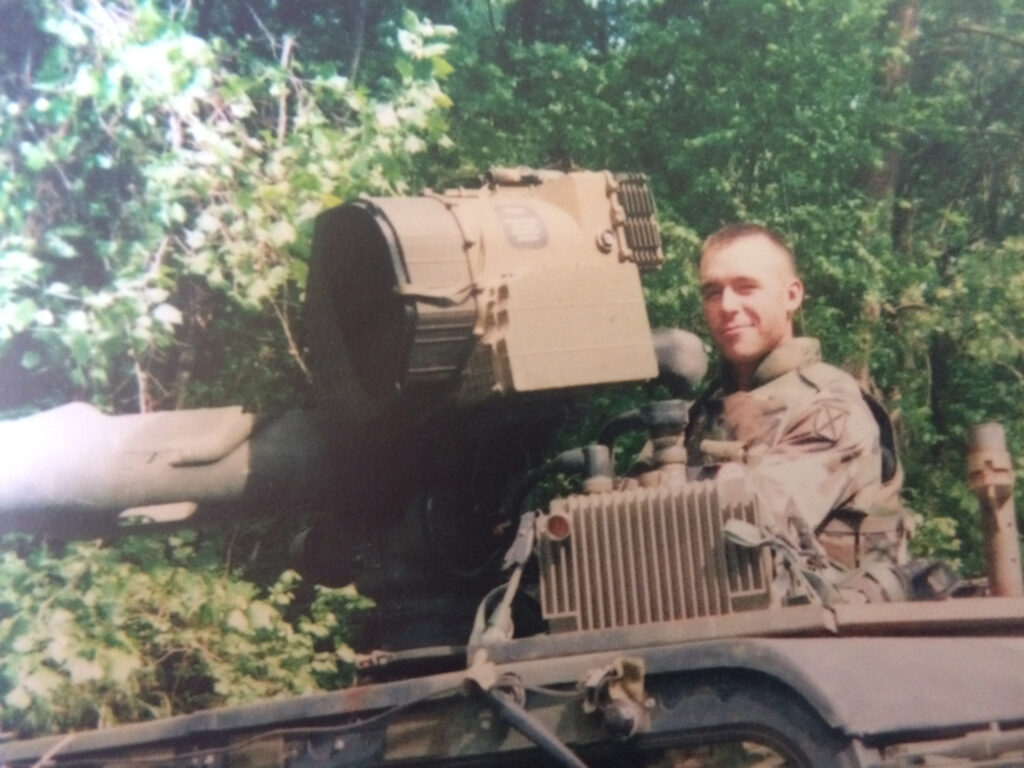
[348,0,367,84]
[135,359,152,413]
[223,524,240,579]
[953,22,1024,49]
[883,301,931,317]
[247,6,278,56]
[147,236,170,278]
[486,0,498,36]
[994,360,1024,385]
[276,35,295,146]
[272,298,311,382]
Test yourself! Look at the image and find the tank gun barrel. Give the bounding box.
[0,403,341,533]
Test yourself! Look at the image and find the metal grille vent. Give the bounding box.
[612,173,663,271]
[537,479,770,633]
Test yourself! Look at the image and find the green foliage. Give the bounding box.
[0,532,370,737]
[0,0,453,413]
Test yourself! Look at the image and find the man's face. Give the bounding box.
[699,234,804,370]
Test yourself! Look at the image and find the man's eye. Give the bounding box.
[701,287,722,300]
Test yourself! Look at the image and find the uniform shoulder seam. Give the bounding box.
[798,361,859,391]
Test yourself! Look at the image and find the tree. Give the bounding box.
[0,1,454,414]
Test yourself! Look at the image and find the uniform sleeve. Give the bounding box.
[747,383,883,531]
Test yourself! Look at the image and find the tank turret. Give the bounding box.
[0,169,707,648]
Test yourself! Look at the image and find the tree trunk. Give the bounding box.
[865,0,921,253]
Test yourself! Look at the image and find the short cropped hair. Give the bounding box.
[700,223,797,275]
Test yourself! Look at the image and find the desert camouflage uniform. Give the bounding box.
[686,337,906,565]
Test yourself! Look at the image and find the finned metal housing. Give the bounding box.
[537,479,771,633]
[611,172,663,271]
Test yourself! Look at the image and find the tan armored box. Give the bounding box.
[307,170,665,415]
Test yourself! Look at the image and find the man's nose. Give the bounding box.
[720,287,740,313]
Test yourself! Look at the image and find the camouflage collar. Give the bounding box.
[721,337,822,391]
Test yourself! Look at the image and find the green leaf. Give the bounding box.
[266,221,296,247]
[70,333,91,367]
[289,259,309,287]
[226,609,249,633]
[20,349,42,370]
[247,602,276,631]
[432,57,454,79]
[18,142,53,171]
[5,687,31,710]
[66,657,104,684]
[13,299,38,328]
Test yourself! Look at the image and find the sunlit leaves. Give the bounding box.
[0,534,370,737]
[0,1,454,412]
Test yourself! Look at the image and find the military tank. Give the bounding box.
[2,170,1024,767]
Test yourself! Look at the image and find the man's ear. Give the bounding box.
[785,278,804,311]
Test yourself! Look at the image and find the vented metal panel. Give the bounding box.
[537,480,770,633]
[612,173,663,272]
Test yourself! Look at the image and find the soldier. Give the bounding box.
[687,223,906,566]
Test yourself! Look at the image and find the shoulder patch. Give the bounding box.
[811,400,850,443]
[783,397,852,446]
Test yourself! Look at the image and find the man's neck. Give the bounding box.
[730,361,759,391]
[722,336,821,392]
